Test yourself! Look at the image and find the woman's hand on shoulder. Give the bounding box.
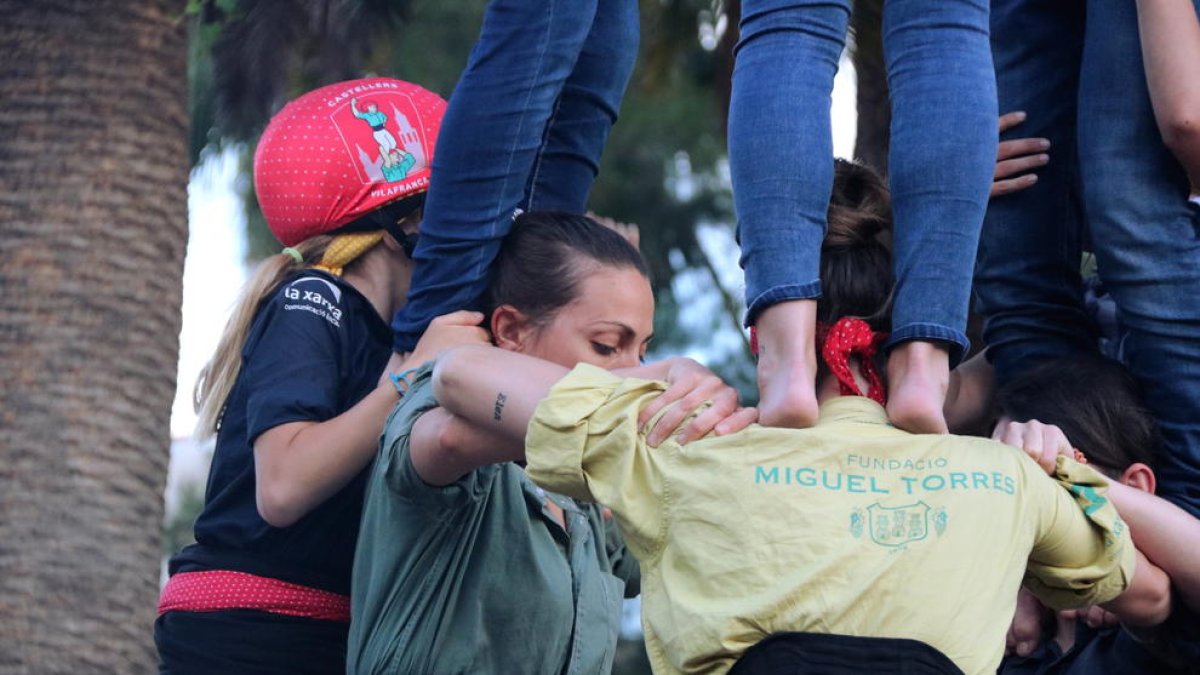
[625,357,757,447]
[992,415,1076,475]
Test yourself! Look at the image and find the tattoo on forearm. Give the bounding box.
[493,392,507,422]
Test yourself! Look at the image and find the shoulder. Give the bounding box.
[941,433,1027,462]
[273,273,353,327]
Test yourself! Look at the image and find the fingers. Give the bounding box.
[428,311,490,345]
[990,174,1039,198]
[639,358,748,445]
[714,406,759,436]
[645,375,726,446]
[993,418,1064,474]
[1007,590,1049,658]
[998,110,1027,134]
[673,385,742,445]
[586,211,641,249]
[1080,605,1119,629]
[991,136,1049,200]
[636,358,702,427]
[407,311,491,367]
[997,136,1051,163]
[1065,606,1117,629]
[637,377,686,429]
[616,222,640,249]
[429,310,486,327]
[995,149,1050,178]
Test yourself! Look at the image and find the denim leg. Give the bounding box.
[1078,0,1200,516]
[974,0,1092,386]
[525,0,639,212]
[730,0,850,326]
[881,0,996,367]
[391,0,600,352]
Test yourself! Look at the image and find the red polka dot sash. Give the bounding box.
[158,570,350,622]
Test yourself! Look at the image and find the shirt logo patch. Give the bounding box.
[283,277,344,327]
[852,501,943,548]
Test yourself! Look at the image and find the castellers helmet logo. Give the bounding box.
[330,92,430,185]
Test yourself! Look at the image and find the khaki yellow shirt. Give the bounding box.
[526,365,1134,675]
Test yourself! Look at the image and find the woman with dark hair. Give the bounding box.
[347,211,754,674]
[422,161,1149,674]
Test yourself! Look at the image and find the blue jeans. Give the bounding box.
[978,0,1200,515]
[729,0,997,366]
[391,0,639,352]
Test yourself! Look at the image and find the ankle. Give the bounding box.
[888,341,950,381]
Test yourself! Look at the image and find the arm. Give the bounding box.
[350,97,365,119]
[254,383,399,527]
[255,310,488,526]
[1105,479,1200,612]
[1001,419,1200,614]
[413,346,754,485]
[1098,548,1172,627]
[1138,0,1200,185]
[409,346,569,486]
[1023,457,1137,611]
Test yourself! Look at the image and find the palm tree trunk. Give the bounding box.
[0,0,188,671]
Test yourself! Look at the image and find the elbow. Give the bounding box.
[428,410,472,457]
[1107,564,1173,628]
[1160,115,1200,171]
[410,408,475,486]
[1136,572,1173,627]
[256,480,305,529]
[431,345,483,412]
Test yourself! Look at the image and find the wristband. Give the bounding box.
[389,367,419,396]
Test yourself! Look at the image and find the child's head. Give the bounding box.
[255,77,444,250]
[998,354,1159,487]
[195,78,445,438]
[818,158,895,332]
[485,211,653,370]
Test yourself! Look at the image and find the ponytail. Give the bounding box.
[818,159,895,331]
[193,235,334,439]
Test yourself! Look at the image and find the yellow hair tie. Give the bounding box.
[312,231,386,277]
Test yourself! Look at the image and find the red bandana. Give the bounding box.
[819,317,888,406]
[749,317,889,406]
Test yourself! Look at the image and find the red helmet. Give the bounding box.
[254,77,446,246]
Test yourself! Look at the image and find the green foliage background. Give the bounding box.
[188,0,757,400]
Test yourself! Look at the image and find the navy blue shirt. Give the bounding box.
[171,271,391,595]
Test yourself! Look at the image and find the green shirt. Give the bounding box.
[526,365,1134,675]
[348,365,639,675]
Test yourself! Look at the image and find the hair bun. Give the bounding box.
[825,159,892,250]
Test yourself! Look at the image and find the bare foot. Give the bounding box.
[886,341,950,434]
[754,301,820,428]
